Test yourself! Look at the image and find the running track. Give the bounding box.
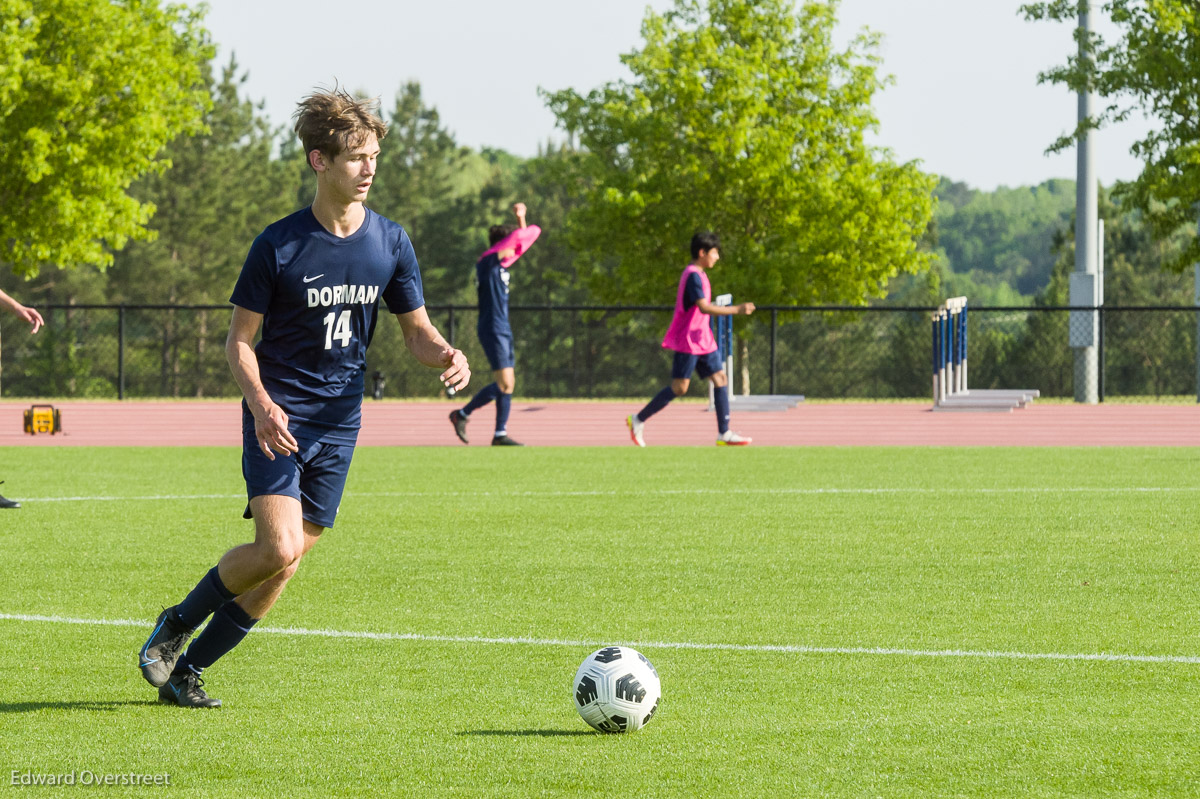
[0,400,1194,447]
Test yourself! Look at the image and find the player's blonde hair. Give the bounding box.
[293,86,387,167]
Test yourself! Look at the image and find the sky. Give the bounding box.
[188,0,1150,192]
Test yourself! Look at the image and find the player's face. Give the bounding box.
[696,248,720,268]
[318,133,380,204]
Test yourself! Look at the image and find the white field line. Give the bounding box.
[16,485,1200,502]
[1,612,1197,666]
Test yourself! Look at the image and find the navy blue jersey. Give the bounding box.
[229,207,425,443]
[683,271,705,310]
[475,252,510,339]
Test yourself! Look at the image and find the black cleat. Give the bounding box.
[138,607,195,688]
[0,481,18,509]
[491,435,524,447]
[449,410,469,444]
[158,671,221,708]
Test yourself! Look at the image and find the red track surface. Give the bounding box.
[0,400,1193,447]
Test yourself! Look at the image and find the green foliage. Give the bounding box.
[104,58,297,305]
[371,83,494,303]
[545,0,936,307]
[1030,188,1197,397]
[1022,0,1200,271]
[932,178,1075,296]
[0,0,214,278]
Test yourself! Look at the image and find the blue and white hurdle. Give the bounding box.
[931,296,1039,412]
[708,295,804,412]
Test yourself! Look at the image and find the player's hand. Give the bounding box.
[438,347,470,394]
[19,306,43,334]
[254,402,298,460]
[738,302,756,316]
[512,202,526,221]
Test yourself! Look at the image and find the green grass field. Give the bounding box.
[1,446,1197,797]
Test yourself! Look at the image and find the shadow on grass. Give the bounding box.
[0,700,159,713]
[457,729,595,737]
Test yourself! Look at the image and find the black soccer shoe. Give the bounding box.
[491,435,524,447]
[0,482,18,509]
[449,410,469,444]
[138,607,195,688]
[158,671,221,708]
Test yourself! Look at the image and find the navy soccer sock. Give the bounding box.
[174,565,237,630]
[494,392,512,437]
[461,383,501,417]
[174,601,258,676]
[637,386,677,422]
[713,384,731,434]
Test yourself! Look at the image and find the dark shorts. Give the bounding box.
[480,330,516,371]
[671,349,724,380]
[241,420,355,529]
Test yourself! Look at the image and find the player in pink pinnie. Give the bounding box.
[627,231,755,447]
[449,203,541,446]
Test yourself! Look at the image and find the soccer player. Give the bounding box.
[448,202,540,446]
[137,88,470,708]
[626,232,755,447]
[0,289,43,509]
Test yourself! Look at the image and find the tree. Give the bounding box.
[101,58,297,396]
[371,82,494,303]
[1021,0,1200,271]
[0,0,213,278]
[544,0,936,309]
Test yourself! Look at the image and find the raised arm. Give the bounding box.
[0,289,44,333]
[395,305,470,393]
[225,305,298,460]
[483,202,542,268]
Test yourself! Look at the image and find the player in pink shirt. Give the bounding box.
[627,232,755,446]
[449,203,541,445]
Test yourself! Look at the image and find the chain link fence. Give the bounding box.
[1,304,1197,402]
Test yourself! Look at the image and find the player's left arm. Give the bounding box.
[696,298,755,316]
[395,306,470,392]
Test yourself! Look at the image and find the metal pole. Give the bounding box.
[1071,0,1100,403]
[769,308,777,395]
[118,305,126,400]
[931,310,940,405]
[447,306,455,347]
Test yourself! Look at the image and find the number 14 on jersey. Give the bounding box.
[323,310,352,349]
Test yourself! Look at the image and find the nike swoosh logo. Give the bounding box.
[303,274,324,283]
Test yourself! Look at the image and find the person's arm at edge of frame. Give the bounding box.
[395,305,471,394]
[0,288,44,333]
[225,304,299,460]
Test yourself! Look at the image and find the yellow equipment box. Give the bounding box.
[23,404,61,435]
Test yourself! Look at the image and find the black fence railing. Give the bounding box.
[0,304,1196,402]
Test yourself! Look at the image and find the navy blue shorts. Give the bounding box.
[671,349,725,380]
[480,330,515,371]
[241,419,355,529]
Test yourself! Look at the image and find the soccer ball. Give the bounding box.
[572,646,661,733]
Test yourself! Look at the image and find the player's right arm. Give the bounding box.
[225,305,298,460]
